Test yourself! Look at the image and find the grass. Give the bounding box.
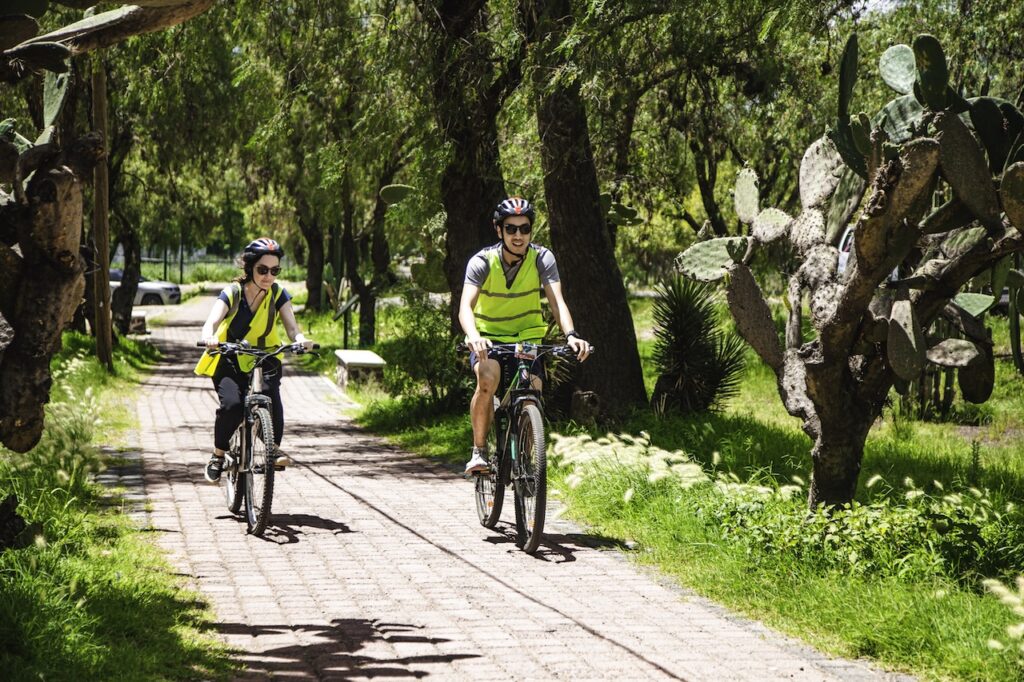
[349,292,1024,681]
[0,333,236,681]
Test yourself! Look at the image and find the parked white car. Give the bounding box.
[109,269,181,306]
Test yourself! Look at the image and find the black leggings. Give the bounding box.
[212,357,284,451]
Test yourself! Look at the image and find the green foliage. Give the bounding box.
[0,333,231,680]
[373,290,468,407]
[650,277,745,414]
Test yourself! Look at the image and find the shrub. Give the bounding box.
[374,290,469,407]
[650,276,745,414]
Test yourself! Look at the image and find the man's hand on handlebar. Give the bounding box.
[204,336,220,351]
[567,335,592,362]
[466,336,493,356]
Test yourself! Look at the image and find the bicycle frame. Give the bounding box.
[198,340,317,535]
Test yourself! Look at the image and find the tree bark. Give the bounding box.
[91,53,113,371]
[298,201,324,313]
[531,0,647,414]
[111,221,141,335]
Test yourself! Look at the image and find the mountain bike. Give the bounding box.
[460,342,591,554]
[197,341,317,536]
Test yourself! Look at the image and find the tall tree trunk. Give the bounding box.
[91,55,114,370]
[418,1,520,330]
[340,173,373,347]
[111,222,141,335]
[297,198,324,312]
[530,0,647,414]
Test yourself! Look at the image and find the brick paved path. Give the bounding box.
[132,293,910,681]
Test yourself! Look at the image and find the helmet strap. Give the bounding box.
[499,231,525,266]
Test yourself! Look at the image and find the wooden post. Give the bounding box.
[92,53,114,372]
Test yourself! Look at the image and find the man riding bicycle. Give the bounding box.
[195,238,313,483]
[459,197,590,475]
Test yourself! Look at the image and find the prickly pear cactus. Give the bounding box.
[675,30,1024,507]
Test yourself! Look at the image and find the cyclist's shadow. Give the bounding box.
[256,513,354,545]
[483,523,628,563]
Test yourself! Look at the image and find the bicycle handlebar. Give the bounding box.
[196,341,320,356]
[456,342,594,358]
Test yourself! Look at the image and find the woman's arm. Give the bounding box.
[278,301,312,349]
[201,299,229,349]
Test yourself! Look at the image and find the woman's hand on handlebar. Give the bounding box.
[203,336,220,351]
[293,334,316,352]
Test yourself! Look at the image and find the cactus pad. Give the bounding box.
[941,226,987,259]
[751,207,791,244]
[959,349,995,403]
[790,207,826,255]
[952,292,995,317]
[887,298,926,381]
[825,167,866,244]
[1001,161,1024,231]
[880,44,916,95]
[800,244,839,289]
[970,96,1014,172]
[912,34,949,111]
[379,184,415,205]
[675,237,748,282]
[799,136,844,209]
[838,33,858,120]
[734,167,759,224]
[926,338,980,367]
[936,112,1001,227]
[874,94,925,144]
[725,263,783,370]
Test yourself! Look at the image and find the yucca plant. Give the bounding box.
[650,277,746,413]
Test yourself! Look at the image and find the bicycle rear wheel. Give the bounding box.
[475,414,504,528]
[224,427,244,514]
[244,407,275,536]
[513,402,546,553]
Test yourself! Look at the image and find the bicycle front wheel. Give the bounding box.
[475,415,504,528]
[244,407,275,536]
[513,402,546,553]
[224,427,244,514]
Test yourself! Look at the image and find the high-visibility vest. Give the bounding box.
[194,282,284,377]
[472,246,547,343]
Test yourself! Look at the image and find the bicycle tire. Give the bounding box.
[244,407,275,536]
[475,415,504,528]
[513,402,546,553]
[224,427,244,514]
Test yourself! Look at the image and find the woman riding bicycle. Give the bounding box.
[459,197,590,475]
[195,237,313,483]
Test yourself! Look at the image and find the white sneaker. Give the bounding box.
[464,449,489,475]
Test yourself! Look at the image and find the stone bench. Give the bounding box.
[335,349,386,389]
[129,311,148,334]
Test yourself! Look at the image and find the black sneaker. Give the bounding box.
[204,455,224,483]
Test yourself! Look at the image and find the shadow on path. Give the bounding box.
[215,618,480,679]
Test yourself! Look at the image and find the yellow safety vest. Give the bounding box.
[194,282,284,377]
[472,247,547,343]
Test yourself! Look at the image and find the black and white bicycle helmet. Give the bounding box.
[493,197,535,226]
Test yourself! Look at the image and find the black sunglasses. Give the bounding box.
[502,223,532,235]
[255,265,281,276]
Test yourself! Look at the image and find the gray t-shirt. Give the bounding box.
[464,242,560,289]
